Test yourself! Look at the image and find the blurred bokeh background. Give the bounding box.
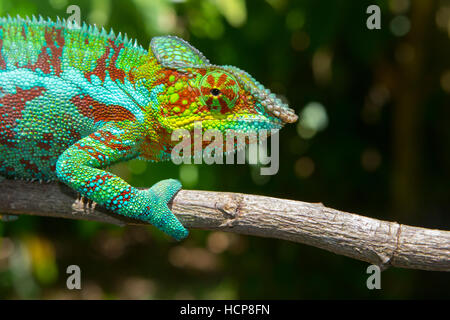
[0,0,449,299]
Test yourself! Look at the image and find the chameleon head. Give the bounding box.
[149,36,298,135]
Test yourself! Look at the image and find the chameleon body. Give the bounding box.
[0,16,297,240]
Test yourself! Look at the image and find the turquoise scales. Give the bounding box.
[0,16,298,240]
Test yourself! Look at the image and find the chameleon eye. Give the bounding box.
[210,88,221,96]
[199,70,239,113]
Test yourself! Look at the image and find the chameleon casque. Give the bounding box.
[0,15,298,240]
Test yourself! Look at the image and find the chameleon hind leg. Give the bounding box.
[55,123,188,240]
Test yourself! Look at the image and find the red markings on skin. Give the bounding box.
[226,78,236,87]
[154,70,200,116]
[200,86,235,113]
[25,27,65,75]
[0,86,46,118]
[75,143,105,162]
[0,160,15,175]
[141,123,214,161]
[67,126,82,143]
[43,132,54,141]
[85,45,109,82]
[85,40,126,84]
[0,39,6,70]
[0,86,46,147]
[85,173,116,191]
[216,73,228,87]
[51,28,65,75]
[4,166,15,173]
[20,159,39,173]
[108,187,135,208]
[221,88,235,101]
[208,96,231,114]
[206,74,215,87]
[218,98,229,111]
[192,100,210,115]
[36,133,54,150]
[71,95,136,123]
[165,86,197,116]
[234,95,258,115]
[21,26,26,40]
[200,74,235,114]
[200,86,209,96]
[153,69,179,86]
[141,125,173,160]
[36,142,51,150]
[127,69,136,83]
[106,40,126,83]
[90,130,132,152]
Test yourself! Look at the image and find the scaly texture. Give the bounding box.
[0,15,297,240]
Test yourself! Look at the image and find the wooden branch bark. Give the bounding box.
[0,179,449,272]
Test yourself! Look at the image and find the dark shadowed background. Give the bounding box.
[0,0,449,299]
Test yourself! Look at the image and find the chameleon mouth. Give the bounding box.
[228,115,284,128]
[177,116,283,131]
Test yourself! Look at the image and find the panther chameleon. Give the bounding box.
[0,15,298,240]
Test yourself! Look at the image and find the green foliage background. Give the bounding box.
[0,0,449,299]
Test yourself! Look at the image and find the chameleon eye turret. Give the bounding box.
[198,70,239,113]
[149,36,297,136]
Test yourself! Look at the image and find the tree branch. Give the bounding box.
[0,179,448,272]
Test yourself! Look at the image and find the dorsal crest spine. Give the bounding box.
[0,14,146,53]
